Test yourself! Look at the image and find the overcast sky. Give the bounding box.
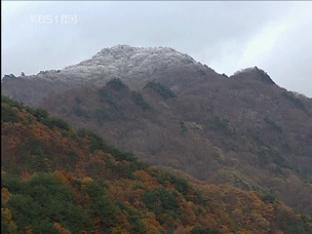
[2,1,312,97]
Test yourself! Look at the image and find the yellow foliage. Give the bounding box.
[1,187,11,205]
[2,208,13,224]
[81,176,94,185]
[1,208,17,232]
[141,215,163,234]
[134,170,159,187]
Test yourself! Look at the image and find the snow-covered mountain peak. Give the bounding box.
[78,45,197,67]
[3,45,214,90]
[59,45,203,86]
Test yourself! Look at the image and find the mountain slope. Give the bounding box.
[2,96,312,234]
[2,45,312,216]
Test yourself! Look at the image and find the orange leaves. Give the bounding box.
[53,170,73,184]
[179,201,197,225]
[134,170,159,188]
[141,215,162,234]
[109,180,139,204]
[53,223,71,234]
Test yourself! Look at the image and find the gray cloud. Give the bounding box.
[2,1,312,96]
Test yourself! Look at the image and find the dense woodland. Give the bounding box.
[2,96,312,233]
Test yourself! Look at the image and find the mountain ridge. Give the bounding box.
[2,45,279,89]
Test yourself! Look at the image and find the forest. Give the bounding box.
[2,96,311,233]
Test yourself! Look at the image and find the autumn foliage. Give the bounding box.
[1,96,311,234]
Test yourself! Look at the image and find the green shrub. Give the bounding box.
[47,117,70,131]
[28,108,70,131]
[154,171,189,195]
[262,193,277,204]
[1,96,22,108]
[170,176,189,195]
[1,104,19,123]
[118,204,146,234]
[276,210,310,234]
[5,173,91,233]
[17,138,50,172]
[83,182,117,228]
[2,176,24,194]
[143,188,179,218]
[32,108,49,122]
[77,129,140,163]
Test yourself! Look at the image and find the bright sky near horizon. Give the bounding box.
[2,1,312,97]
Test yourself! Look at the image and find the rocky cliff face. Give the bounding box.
[2,45,312,215]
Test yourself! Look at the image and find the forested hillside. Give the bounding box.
[2,96,311,234]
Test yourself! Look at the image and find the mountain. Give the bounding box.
[2,96,312,234]
[2,45,216,106]
[2,45,312,216]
